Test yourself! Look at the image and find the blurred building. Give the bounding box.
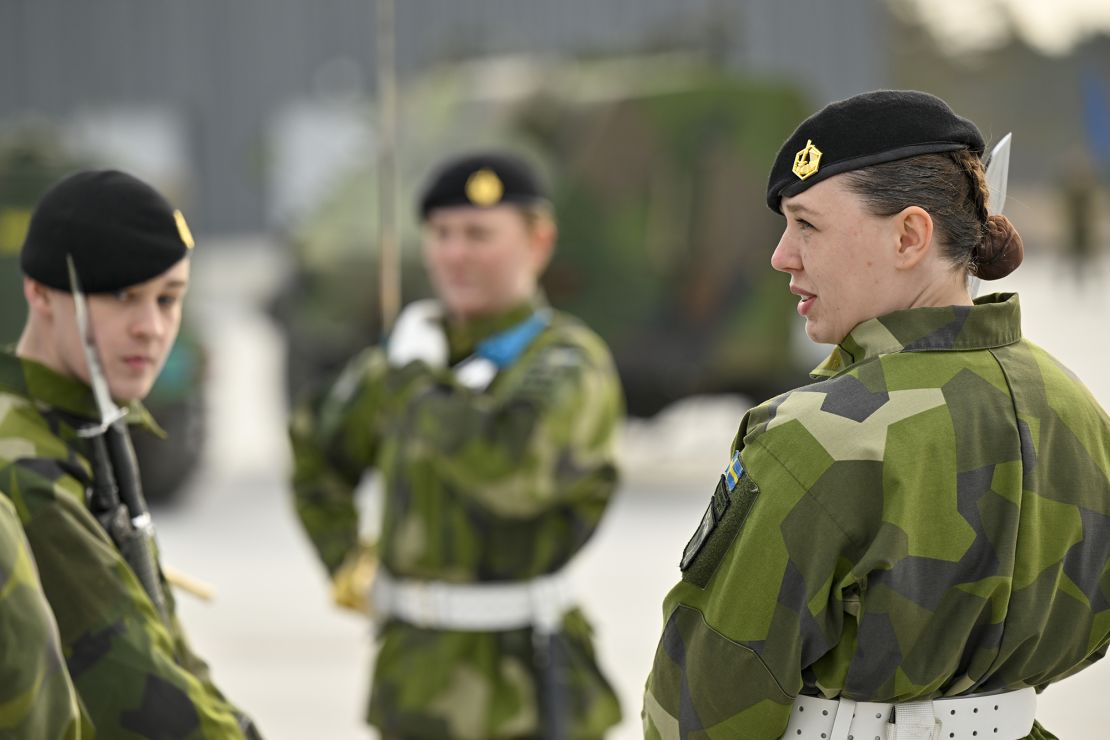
[0,0,890,235]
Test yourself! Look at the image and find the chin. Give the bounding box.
[806,324,841,346]
[110,380,155,405]
[446,301,492,320]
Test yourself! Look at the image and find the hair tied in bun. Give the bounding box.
[975,214,1024,280]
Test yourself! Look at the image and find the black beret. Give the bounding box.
[418,152,547,220]
[21,169,193,293]
[766,90,985,212]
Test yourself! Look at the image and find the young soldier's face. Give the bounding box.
[771,176,905,345]
[47,258,190,403]
[422,205,553,322]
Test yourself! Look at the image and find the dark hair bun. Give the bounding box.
[974,214,1024,280]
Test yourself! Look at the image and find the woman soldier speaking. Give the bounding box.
[643,90,1110,740]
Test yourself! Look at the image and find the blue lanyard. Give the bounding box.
[474,310,551,368]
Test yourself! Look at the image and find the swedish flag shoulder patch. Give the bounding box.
[724,451,744,492]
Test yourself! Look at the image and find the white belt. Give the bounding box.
[783,687,1036,740]
[372,569,574,634]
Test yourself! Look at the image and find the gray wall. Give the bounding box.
[0,0,891,233]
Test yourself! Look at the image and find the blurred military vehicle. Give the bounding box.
[0,128,206,503]
[270,56,816,415]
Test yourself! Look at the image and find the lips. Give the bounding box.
[788,285,816,317]
[121,356,154,372]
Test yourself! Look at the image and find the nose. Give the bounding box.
[770,231,799,274]
[440,238,466,262]
[427,230,464,259]
[130,299,166,341]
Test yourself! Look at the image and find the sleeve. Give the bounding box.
[642,428,858,740]
[289,347,389,574]
[6,462,255,740]
[391,331,624,519]
[0,496,88,740]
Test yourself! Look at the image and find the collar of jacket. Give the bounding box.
[445,296,547,365]
[0,347,165,437]
[811,292,1023,379]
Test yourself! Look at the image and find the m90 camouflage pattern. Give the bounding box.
[291,300,624,739]
[643,294,1110,740]
[0,496,88,739]
[0,349,260,738]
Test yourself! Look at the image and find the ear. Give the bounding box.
[23,277,55,319]
[893,206,934,271]
[528,217,557,274]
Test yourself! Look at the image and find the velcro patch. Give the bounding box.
[680,467,761,588]
[680,475,730,571]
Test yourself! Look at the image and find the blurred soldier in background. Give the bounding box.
[0,495,88,738]
[290,152,624,739]
[1,169,261,737]
[643,90,1110,740]
[1059,162,1101,283]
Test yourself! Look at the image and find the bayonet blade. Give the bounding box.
[66,255,128,435]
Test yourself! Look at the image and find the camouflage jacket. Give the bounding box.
[0,495,89,739]
[290,299,624,739]
[643,293,1110,740]
[0,348,257,739]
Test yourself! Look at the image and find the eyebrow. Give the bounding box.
[161,280,189,290]
[782,202,818,217]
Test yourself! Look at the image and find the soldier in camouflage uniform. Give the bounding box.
[1,170,261,738]
[643,91,1110,740]
[290,152,623,739]
[0,495,88,738]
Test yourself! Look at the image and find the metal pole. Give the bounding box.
[376,0,401,335]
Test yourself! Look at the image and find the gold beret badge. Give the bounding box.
[465,169,504,207]
[174,210,195,250]
[792,140,822,181]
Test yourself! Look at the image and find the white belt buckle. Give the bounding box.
[892,700,939,740]
[412,580,447,628]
